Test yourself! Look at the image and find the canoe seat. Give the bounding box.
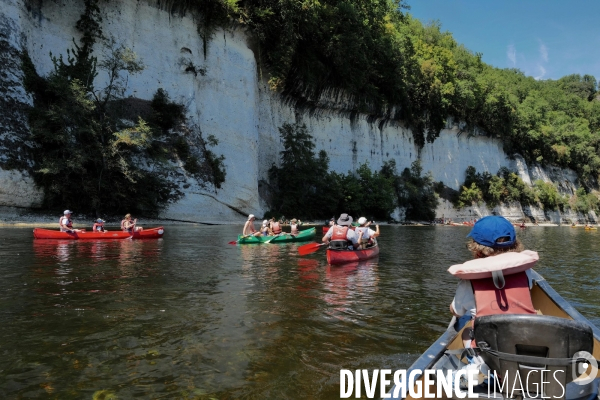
[474,314,593,400]
[329,240,348,250]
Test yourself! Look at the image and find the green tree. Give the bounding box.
[268,122,333,219]
[382,160,438,221]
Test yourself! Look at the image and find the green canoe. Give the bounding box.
[237,227,316,244]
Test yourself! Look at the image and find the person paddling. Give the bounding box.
[322,213,359,250]
[355,217,380,249]
[122,214,143,233]
[243,214,262,237]
[290,218,300,235]
[59,210,82,233]
[92,218,105,232]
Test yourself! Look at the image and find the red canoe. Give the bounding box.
[326,243,380,265]
[33,227,165,240]
[33,228,131,240]
[132,227,165,239]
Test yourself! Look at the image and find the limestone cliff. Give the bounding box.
[0,0,589,222]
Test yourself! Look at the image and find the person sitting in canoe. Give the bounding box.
[260,220,273,236]
[122,214,143,232]
[243,214,262,237]
[59,210,82,233]
[269,217,283,235]
[354,217,380,249]
[449,216,534,347]
[290,218,300,235]
[92,219,105,232]
[322,213,359,250]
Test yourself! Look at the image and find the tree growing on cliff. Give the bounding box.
[268,122,334,219]
[21,1,225,215]
[268,123,398,220]
[381,160,438,221]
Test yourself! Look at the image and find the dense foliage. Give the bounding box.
[162,0,600,184]
[381,160,438,220]
[457,166,535,209]
[22,0,225,215]
[268,123,437,220]
[455,166,600,214]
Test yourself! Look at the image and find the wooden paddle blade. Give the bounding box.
[298,242,325,256]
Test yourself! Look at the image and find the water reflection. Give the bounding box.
[324,259,379,322]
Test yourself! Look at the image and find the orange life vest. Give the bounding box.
[271,221,282,234]
[331,226,349,240]
[472,271,535,317]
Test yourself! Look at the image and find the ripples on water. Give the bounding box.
[0,225,598,398]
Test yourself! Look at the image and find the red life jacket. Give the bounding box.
[271,221,282,234]
[472,271,536,317]
[331,226,349,240]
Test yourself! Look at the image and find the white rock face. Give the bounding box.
[0,168,42,208]
[0,0,592,222]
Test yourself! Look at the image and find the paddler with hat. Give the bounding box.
[321,213,360,250]
[242,214,263,237]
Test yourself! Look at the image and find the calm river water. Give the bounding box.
[0,225,598,399]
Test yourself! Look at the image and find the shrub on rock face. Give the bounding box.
[455,166,535,210]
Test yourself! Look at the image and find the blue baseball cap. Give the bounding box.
[466,216,516,248]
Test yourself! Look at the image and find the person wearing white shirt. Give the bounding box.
[354,217,380,249]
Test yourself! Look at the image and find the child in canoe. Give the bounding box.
[93,219,106,232]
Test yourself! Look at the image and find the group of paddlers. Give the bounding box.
[321,213,380,250]
[242,214,302,237]
[58,210,143,233]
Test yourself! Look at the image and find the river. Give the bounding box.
[0,225,598,398]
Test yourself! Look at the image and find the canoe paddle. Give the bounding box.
[298,242,327,256]
[228,235,250,245]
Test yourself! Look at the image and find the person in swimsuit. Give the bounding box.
[261,220,273,236]
[122,214,143,232]
[243,214,262,237]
